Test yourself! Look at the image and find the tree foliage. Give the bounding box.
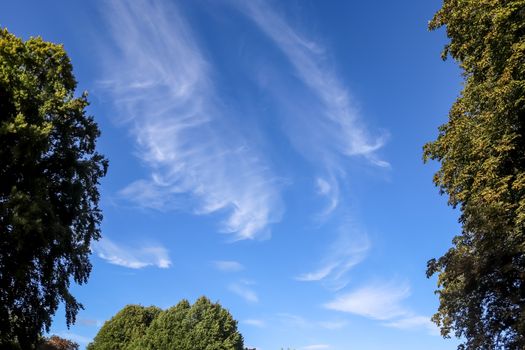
[86,305,161,350]
[424,0,525,348]
[37,335,79,350]
[0,28,108,348]
[136,297,244,350]
[129,300,191,350]
[87,297,244,350]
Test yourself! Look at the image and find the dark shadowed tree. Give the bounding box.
[424,0,525,349]
[0,28,108,348]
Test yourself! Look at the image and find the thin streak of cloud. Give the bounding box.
[384,316,439,335]
[314,175,340,217]
[241,0,388,161]
[100,0,282,240]
[234,0,389,217]
[229,281,259,303]
[277,313,310,328]
[93,237,171,269]
[296,221,369,290]
[296,263,337,282]
[324,281,411,320]
[276,313,347,332]
[324,280,438,335]
[213,260,245,272]
[243,319,266,328]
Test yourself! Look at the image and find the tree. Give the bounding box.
[37,335,79,350]
[86,305,161,350]
[88,297,245,350]
[424,0,525,349]
[137,297,244,350]
[129,300,191,350]
[0,28,108,348]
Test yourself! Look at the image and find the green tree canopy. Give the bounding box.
[86,305,161,350]
[424,0,525,348]
[88,297,244,350]
[130,300,191,350]
[0,28,108,348]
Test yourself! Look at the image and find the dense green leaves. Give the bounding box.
[86,305,161,350]
[0,28,108,348]
[425,1,525,349]
[87,297,244,350]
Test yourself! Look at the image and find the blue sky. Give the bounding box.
[1,1,462,349]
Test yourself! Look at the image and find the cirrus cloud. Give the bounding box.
[101,0,283,240]
[93,237,171,269]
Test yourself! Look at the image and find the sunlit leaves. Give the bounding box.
[0,28,107,348]
[425,0,525,348]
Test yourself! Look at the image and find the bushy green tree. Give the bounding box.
[0,28,108,348]
[88,297,244,350]
[424,0,525,348]
[86,305,161,350]
[129,300,191,349]
[137,297,244,350]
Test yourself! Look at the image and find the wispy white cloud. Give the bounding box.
[314,175,340,217]
[324,280,437,335]
[243,319,266,328]
[276,313,346,331]
[315,177,332,196]
[101,0,282,240]
[229,281,259,303]
[296,221,369,290]
[240,0,388,161]
[213,260,244,272]
[324,281,410,320]
[93,237,171,269]
[296,263,337,283]
[236,0,388,213]
[277,313,310,328]
[384,315,439,335]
